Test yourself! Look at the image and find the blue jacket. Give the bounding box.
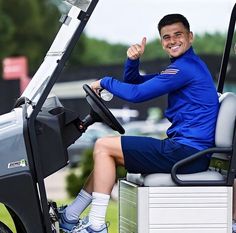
[100,47,219,150]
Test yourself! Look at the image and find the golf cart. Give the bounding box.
[119,3,236,233]
[0,0,236,233]
[0,0,124,232]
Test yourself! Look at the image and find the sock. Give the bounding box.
[65,189,92,221]
[89,192,110,230]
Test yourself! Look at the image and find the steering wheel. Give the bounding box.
[83,84,125,134]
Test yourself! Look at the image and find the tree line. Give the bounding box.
[0,0,228,75]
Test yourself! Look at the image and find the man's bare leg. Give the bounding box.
[83,136,124,194]
[62,136,124,231]
[83,136,124,230]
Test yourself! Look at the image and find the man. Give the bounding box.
[59,14,219,233]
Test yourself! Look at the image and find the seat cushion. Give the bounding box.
[126,171,224,187]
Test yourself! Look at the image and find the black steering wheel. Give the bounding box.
[83,84,125,134]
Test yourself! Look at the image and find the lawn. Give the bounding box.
[0,200,119,233]
[0,204,16,232]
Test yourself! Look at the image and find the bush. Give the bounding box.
[66,148,127,198]
[65,172,80,199]
[66,148,93,198]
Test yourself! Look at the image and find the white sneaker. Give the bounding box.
[71,218,108,233]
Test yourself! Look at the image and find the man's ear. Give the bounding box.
[189,31,194,44]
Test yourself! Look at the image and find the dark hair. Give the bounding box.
[158,14,190,33]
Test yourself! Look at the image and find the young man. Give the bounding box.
[59,14,219,233]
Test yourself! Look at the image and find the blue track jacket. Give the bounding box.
[100,47,219,150]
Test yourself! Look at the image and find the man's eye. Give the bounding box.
[163,36,170,40]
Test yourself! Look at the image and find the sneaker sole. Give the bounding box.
[60,228,71,233]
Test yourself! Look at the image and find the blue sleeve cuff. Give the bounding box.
[126,58,140,67]
[100,77,111,89]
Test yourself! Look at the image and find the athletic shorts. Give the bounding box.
[121,136,210,174]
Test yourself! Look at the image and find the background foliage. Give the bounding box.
[0,0,228,74]
[0,0,61,71]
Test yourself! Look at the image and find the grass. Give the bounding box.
[0,200,119,233]
[0,204,16,232]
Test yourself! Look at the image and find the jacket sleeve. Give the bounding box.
[123,58,156,84]
[101,66,193,103]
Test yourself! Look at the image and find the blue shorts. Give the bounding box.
[121,136,210,174]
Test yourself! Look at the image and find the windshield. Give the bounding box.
[20,0,95,117]
[21,6,82,111]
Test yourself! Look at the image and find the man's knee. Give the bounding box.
[94,137,108,149]
[93,137,123,163]
[93,137,110,158]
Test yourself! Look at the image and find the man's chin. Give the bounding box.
[169,50,184,58]
[169,53,180,58]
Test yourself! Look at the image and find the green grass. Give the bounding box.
[107,201,119,233]
[0,200,119,233]
[0,204,16,232]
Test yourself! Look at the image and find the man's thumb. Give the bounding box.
[141,37,147,51]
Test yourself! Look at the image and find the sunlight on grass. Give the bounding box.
[106,201,119,233]
[0,203,16,232]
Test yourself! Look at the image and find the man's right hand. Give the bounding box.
[90,79,102,95]
[127,37,147,60]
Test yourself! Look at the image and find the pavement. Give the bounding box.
[45,168,69,200]
[44,167,119,201]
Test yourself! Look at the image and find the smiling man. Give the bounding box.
[159,19,193,57]
[58,14,219,233]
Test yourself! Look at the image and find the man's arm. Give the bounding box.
[100,66,193,103]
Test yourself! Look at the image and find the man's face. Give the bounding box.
[160,22,193,58]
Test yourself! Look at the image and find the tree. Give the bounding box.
[0,0,60,73]
[0,0,229,73]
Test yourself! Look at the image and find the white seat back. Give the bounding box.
[215,92,236,148]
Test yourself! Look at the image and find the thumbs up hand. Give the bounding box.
[127,37,147,60]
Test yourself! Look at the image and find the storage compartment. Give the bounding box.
[119,180,232,233]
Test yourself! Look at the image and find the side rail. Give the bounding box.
[171,147,233,186]
[171,123,236,186]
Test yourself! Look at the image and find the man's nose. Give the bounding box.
[170,36,177,44]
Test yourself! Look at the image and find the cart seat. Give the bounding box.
[126,170,224,186]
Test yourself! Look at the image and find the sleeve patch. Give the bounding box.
[161,68,179,75]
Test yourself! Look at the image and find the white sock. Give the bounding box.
[89,192,110,230]
[65,189,92,221]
